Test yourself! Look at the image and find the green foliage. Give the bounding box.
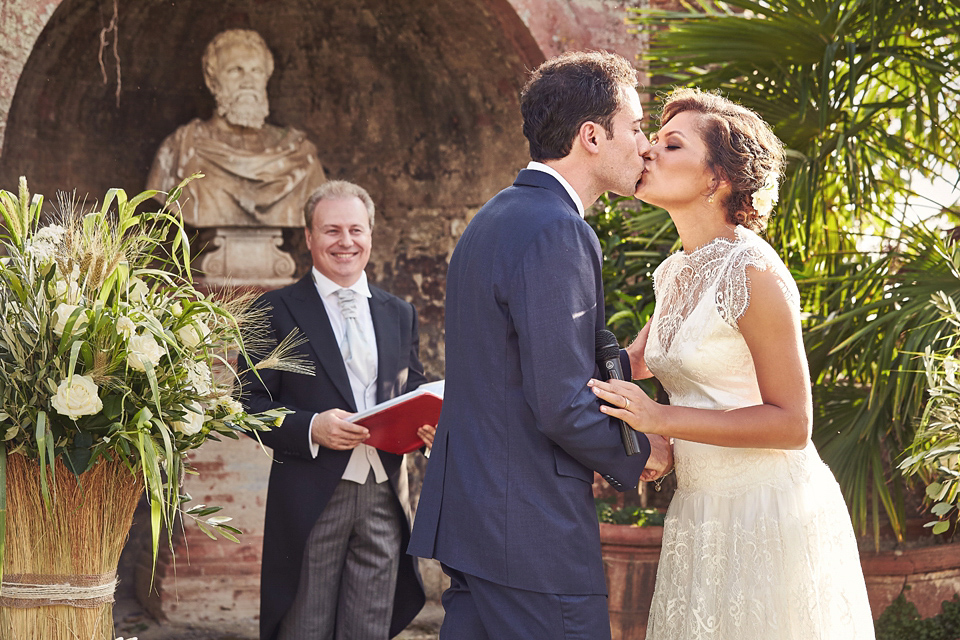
[629,0,960,542]
[0,176,309,580]
[595,497,665,527]
[899,290,960,535]
[593,193,677,342]
[874,592,960,640]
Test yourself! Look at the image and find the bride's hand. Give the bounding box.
[625,323,654,380]
[588,377,662,434]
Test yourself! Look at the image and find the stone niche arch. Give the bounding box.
[0,0,542,369]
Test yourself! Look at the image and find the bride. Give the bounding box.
[589,88,876,639]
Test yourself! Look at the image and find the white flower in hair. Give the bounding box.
[751,173,780,217]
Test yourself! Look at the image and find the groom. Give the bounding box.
[409,51,671,638]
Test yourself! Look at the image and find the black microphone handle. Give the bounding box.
[600,357,643,457]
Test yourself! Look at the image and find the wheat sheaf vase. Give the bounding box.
[0,452,142,639]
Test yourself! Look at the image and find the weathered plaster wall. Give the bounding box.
[0,0,57,148]
[510,0,645,61]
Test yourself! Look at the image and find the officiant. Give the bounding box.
[241,180,435,640]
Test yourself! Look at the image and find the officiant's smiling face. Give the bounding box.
[306,196,373,288]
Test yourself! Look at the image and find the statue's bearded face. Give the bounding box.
[211,43,271,129]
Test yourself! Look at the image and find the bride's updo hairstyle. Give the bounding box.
[659,88,785,233]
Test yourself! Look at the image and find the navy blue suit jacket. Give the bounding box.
[242,274,426,640]
[408,170,650,595]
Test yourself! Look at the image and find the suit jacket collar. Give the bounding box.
[514,168,580,216]
[284,273,399,411]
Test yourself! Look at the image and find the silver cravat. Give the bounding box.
[336,288,376,388]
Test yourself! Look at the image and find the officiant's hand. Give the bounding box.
[311,409,370,450]
[639,435,673,481]
[418,424,436,448]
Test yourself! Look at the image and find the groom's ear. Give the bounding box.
[577,121,602,155]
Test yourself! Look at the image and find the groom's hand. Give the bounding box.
[639,435,673,481]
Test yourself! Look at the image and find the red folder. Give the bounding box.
[349,382,444,455]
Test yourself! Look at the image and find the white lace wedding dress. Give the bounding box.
[643,226,875,639]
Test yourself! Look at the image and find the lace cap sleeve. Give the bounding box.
[717,232,800,328]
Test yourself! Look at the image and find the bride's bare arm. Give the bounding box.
[589,267,811,450]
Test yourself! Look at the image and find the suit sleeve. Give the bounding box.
[510,216,649,488]
[239,295,318,460]
[405,303,428,393]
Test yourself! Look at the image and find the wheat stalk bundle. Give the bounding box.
[0,453,142,639]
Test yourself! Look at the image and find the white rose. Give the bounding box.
[26,224,65,264]
[177,321,210,349]
[26,239,56,264]
[51,374,103,420]
[944,356,959,388]
[184,360,213,395]
[215,394,244,416]
[55,277,81,304]
[52,303,88,336]
[35,224,66,244]
[173,407,205,436]
[116,316,136,340]
[127,333,164,371]
[129,278,150,304]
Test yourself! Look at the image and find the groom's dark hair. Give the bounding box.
[520,51,638,162]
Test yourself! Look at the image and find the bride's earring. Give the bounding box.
[708,193,715,204]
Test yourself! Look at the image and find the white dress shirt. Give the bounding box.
[310,267,387,484]
[526,161,585,218]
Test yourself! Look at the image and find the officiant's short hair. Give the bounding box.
[303,181,376,230]
[520,51,637,162]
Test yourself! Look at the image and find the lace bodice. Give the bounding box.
[652,225,799,354]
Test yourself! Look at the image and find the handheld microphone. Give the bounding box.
[595,329,642,456]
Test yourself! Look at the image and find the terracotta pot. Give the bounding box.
[600,523,663,640]
[861,539,960,619]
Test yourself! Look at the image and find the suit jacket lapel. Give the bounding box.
[370,287,400,405]
[284,275,356,411]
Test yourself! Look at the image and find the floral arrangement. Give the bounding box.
[900,291,960,535]
[0,176,309,573]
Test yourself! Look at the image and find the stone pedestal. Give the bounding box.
[198,227,296,288]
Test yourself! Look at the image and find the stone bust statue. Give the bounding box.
[147,29,326,229]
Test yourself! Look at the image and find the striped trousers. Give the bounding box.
[277,476,403,640]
